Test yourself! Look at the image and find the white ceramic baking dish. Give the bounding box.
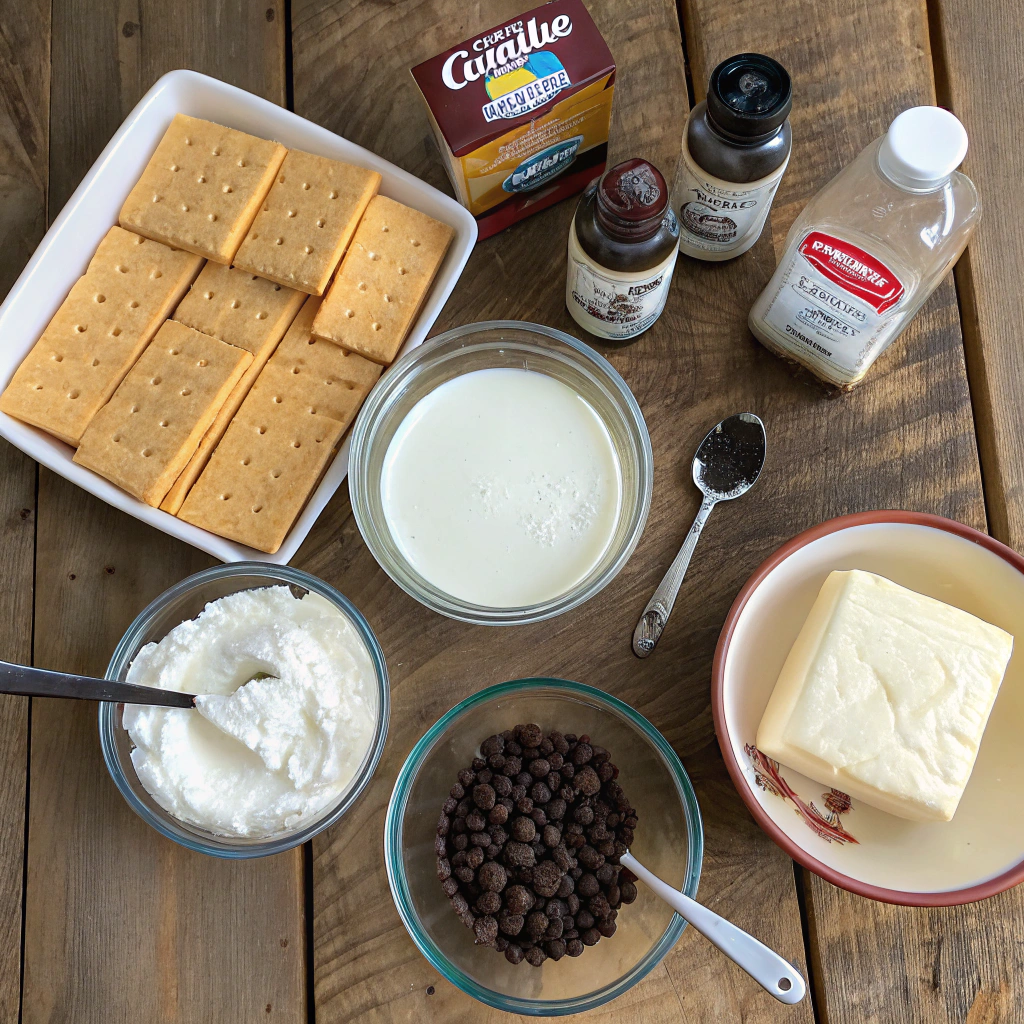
[0,69,476,563]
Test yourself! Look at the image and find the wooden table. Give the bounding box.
[0,0,1021,1020]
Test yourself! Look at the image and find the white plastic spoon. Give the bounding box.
[619,851,806,1004]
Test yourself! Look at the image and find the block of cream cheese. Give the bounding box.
[756,569,1013,822]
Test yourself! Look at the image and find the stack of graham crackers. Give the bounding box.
[0,114,455,553]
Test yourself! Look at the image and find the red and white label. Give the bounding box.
[752,230,909,385]
[798,232,904,313]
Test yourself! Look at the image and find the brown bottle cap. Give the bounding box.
[596,159,668,241]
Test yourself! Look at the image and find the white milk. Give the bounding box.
[381,368,622,607]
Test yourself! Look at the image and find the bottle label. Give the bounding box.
[673,150,784,255]
[757,231,907,379]
[566,225,677,340]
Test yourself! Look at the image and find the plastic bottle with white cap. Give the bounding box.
[748,106,981,389]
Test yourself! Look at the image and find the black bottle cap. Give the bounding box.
[706,53,792,140]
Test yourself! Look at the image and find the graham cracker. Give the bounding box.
[311,195,454,363]
[0,226,203,446]
[254,295,382,428]
[159,264,306,513]
[74,321,252,507]
[177,387,346,554]
[119,114,286,264]
[232,149,381,295]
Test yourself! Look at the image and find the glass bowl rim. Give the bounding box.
[384,676,704,1016]
[348,320,655,626]
[98,561,391,859]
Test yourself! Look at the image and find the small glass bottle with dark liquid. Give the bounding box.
[672,53,792,261]
[566,158,679,340]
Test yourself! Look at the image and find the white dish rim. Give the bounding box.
[0,69,477,564]
[712,509,1024,907]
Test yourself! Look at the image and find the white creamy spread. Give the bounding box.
[123,586,376,838]
[757,569,1014,822]
[380,367,622,607]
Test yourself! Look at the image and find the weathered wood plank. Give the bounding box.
[929,3,1024,548]
[294,1,812,1020]
[679,0,1023,1021]
[21,3,306,1021]
[0,0,49,1017]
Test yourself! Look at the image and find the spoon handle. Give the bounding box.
[632,494,716,657]
[0,660,196,708]
[620,852,806,1004]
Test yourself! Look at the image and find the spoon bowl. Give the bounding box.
[694,412,767,500]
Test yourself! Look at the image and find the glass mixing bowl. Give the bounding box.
[385,678,703,1015]
[348,321,653,625]
[99,562,389,858]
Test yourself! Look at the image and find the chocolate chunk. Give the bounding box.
[515,724,543,748]
[505,884,534,915]
[572,743,593,765]
[474,915,498,945]
[575,766,601,796]
[473,784,496,810]
[525,946,547,967]
[546,938,566,961]
[532,860,563,897]
[480,735,504,757]
[477,860,507,893]
[503,841,535,868]
[476,891,502,915]
[525,911,549,938]
[510,816,536,843]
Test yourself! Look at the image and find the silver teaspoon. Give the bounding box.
[632,413,766,658]
[0,660,196,707]
[619,851,805,1004]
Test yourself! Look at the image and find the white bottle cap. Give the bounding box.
[878,106,968,191]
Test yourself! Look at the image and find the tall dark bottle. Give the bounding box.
[672,53,792,261]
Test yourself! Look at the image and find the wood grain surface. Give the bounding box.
[0,0,48,1018]
[289,0,929,1020]
[292,0,813,1020]
[930,0,1024,552]
[0,0,1018,1020]
[18,3,306,1023]
[680,1,1023,1022]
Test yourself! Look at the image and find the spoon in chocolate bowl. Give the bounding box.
[632,413,766,657]
[619,850,806,1003]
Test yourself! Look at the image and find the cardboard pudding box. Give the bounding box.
[411,0,615,240]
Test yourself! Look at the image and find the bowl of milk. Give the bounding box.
[348,321,653,624]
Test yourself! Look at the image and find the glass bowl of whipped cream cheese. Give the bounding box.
[385,678,703,1015]
[99,563,389,858]
[349,321,654,625]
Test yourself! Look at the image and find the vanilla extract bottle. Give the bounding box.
[748,106,981,390]
[566,158,679,341]
[672,53,792,261]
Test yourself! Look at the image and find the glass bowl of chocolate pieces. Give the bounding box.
[384,678,703,1014]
